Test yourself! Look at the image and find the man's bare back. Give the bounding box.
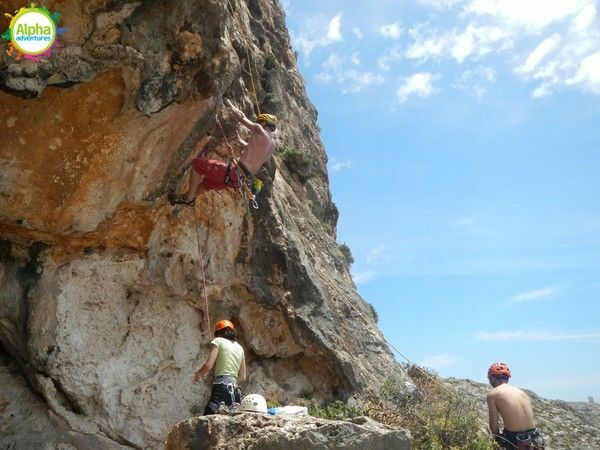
[488,381,536,434]
[226,99,276,175]
[239,123,275,174]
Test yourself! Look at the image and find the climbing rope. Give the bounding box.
[192,205,211,333]
[318,272,458,398]
[224,0,262,115]
[215,112,236,160]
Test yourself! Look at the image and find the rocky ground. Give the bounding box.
[164,413,411,450]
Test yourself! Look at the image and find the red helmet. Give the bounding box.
[215,320,234,332]
[488,362,511,379]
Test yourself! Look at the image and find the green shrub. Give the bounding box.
[279,147,312,180]
[322,222,334,235]
[263,53,278,71]
[338,243,354,266]
[308,400,363,421]
[367,368,496,450]
[368,303,379,323]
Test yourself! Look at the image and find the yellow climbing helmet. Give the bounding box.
[256,113,277,129]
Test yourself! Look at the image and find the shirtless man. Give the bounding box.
[487,363,545,449]
[169,99,277,206]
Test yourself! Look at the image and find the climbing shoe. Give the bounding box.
[168,192,195,207]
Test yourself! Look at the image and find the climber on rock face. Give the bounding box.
[194,319,246,415]
[169,99,277,206]
[486,363,545,449]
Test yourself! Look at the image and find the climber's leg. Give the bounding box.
[169,158,237,206]
[187,167,204,202]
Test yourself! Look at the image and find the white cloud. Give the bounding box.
[291,13,345,59]
[294,0,600,98]
[317,52,385,93]
[405,25,448,61]
[450,25,506,62]
[400,2,599,97]
[366,244,386,262]
[568,51,600,93]
[573,3,597,32]
[352,270,376,284]
[475,330,600,342]
[326,13,343,42]
[518,34,562,73]
[510,286,562,303]
[397,72,439,103]
[465,0,590,32]
[406,23,507,63]
[419,0,463,9]
[331,159,354,171]
[379,22,403,40]
[378,47,403,71]
[453,66,496,97]
[420,353,460,369]
[352,27,364,39]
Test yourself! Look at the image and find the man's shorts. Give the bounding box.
[193,157,240,190]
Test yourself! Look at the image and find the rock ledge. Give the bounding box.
[164,413,411,450]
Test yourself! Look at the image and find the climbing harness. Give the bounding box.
[205,375,241,414]
[224,158,261,210]
[497,430,545,450]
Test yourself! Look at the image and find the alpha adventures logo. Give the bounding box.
[2,3,64,61]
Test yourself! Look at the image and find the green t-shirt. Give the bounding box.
[211,337,244,377]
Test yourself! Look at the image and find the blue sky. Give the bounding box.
[282,0,600,401]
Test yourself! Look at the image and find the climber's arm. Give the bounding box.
[487,392,500,435]
[226,99,262,132]
[193,344,219,382]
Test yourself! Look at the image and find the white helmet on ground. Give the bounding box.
[238,394,268,413]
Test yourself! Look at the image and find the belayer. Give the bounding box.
[169,99,277,207]
[487,363,545,449]
[194,319,247,415]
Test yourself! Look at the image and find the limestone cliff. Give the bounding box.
[0,0,405,448]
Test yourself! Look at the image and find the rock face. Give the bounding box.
[448,378,600,450]
[0,355,130,449]
[164,413,412,450]
[0,0,405,448]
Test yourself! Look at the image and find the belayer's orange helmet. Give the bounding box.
[488,362,511,379]
[215,319,235,332]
